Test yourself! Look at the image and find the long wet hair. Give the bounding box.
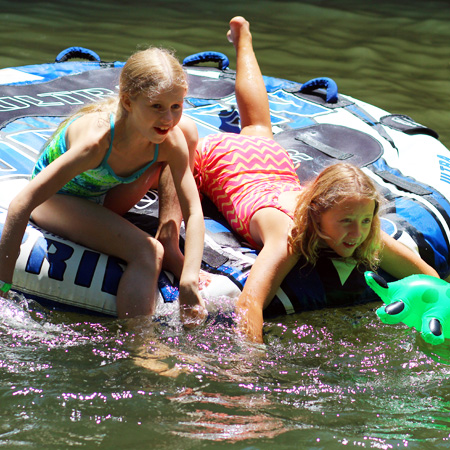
[289,163,383,269]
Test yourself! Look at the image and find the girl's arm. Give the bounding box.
[155,115,199,280]
[163,127,206,324]
[0,116,110,295]
[236,208,300,343]
[379,230,439,278]
[235,241,299,344]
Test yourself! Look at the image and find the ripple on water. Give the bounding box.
[2,288,450,447]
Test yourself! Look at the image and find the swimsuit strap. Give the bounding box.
[100,113,159,181]
[101,114,160,168]
[129,143,159,179]
[153,143,159,162]
[100,113,115,163]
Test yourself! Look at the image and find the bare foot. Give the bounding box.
[227,16,251,47]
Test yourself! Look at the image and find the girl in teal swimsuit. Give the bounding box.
[0,47,206,325]
[32,114,160,203]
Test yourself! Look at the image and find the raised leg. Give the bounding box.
[228,16,272,138]
[228,17,301,343]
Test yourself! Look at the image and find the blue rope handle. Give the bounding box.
[300,77,338,103]
[183,51,229,70]
[55,47,101,63]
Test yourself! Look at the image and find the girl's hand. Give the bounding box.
[178,283,207,328]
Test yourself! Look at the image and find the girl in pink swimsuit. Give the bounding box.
[194,132,302,248]
[193,17,438,344]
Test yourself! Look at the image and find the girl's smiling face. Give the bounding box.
[317,196,375,258]
[124,86,185,143]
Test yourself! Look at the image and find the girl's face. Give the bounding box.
[317,197,375,258]
[125,86,185,143]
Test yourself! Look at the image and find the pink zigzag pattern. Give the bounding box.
[196,133,300,245]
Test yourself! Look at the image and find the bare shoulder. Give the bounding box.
[158,126,189,160]
[178,115,199,144]
[66,112,112,151]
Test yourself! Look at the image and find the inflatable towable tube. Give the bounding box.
[0,48,450,317]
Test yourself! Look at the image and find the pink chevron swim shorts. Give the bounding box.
[194,133,302,248]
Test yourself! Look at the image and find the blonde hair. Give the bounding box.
[51,47,187,134]
[119,47,187,102]
[289,163,383,269]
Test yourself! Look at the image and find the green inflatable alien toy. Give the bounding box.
[365,271,450,345]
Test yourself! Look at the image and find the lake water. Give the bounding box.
[1,0,450,448]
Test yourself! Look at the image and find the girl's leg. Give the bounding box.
[228,16,272,138]
[31,194,164,318]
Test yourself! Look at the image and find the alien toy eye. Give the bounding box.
[385,301,405,315]
[369,272,388,289]
[429,318,443,336]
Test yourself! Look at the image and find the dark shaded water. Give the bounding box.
[1,1,450,448]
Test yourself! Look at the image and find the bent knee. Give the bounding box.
[129,236,164,269]
[157,220,180,247]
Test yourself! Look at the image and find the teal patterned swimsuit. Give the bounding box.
[32,114,159,203]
